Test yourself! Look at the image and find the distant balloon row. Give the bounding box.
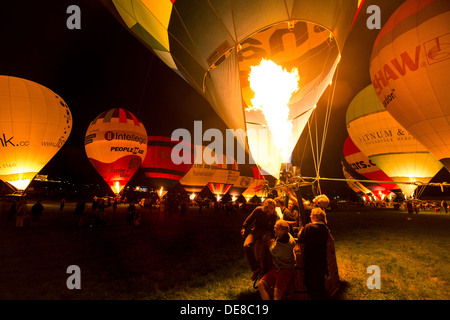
[0,78,266,200]
[84,108,268,200]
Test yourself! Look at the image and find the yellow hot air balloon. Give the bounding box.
[0,76,72,191]
[102,0,360,178]
[84,108,148,194]
[346,84,443,197]
[370,0,450,170]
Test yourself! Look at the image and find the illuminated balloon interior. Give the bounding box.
[248,59,299,162]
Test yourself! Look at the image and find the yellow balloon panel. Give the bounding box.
[370,0,450,169]
[0,76,72,190]
[346,111,428,156]
[371,153,443,181]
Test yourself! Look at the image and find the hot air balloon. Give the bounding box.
[341,160,371,198]
[370,0,450,171]
[102,0,361,178]
[178,145,218,197]
[0,76,72,191]
[206,153,240,200]
[242,166,268,202]
[343,135,401,193]
[228,173,254,199]
[341,157,394,202]
[346,84,443,197]
[141,135,194,194]
[84,108,148,195]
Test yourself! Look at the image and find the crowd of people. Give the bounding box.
[3,198,45,228]
[3,190,448,300]
[241,189,333,300]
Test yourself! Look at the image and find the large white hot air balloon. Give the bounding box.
[0,76,72,191]
[102,0,361,178]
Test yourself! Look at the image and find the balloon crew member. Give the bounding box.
[241,198,279,280]
[297,207,330,300]
[275,196,298,235]
[258,219,296,300]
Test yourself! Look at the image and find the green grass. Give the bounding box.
[331,209,450,300]
[0,201,448,300]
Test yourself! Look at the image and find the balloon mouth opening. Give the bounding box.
[6,179,32,191]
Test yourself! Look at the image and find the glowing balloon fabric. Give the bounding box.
[346,84,443,197]
[104,0,360,178]
[178,145,217,194]
[206,154,239,199]
[141,135,194,190]
[242,166,267,201]
[343,135,400,192]
[370,0,450,170]
[84,108,147,194]
[0,76,72,190]
[341,161,371,196]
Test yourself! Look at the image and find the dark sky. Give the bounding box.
[0,0,229,187]
[4,0,446,198]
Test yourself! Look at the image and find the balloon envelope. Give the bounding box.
[341,161,371,196]
[370,0,450,170]
[241,166,267,201]
[0,76,72,190]
[346,84,443,197]
[103,0,360,178]
[141,135,194,190]
[84,108,147,194]
[179,145,218,194]
[343,135,400,192]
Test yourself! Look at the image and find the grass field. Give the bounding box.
[0,200,448,300]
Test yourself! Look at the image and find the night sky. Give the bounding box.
[2,0,447,198]
[0,1,229,186]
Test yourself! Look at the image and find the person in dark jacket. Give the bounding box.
[31,199,44,227]
[298,207,330,300]
[241,198,279,280]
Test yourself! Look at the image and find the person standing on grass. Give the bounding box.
[8,200,17,222]
[406,201,414,215]
[441,200,448,213]
[15,199,27,227]
[258,219,296,300]
[241,198,279,280]
[275,197,298,235]
[59,198,65,212]
[298,207,330,300]
[126,201,136,226]
[31,199,44,228]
